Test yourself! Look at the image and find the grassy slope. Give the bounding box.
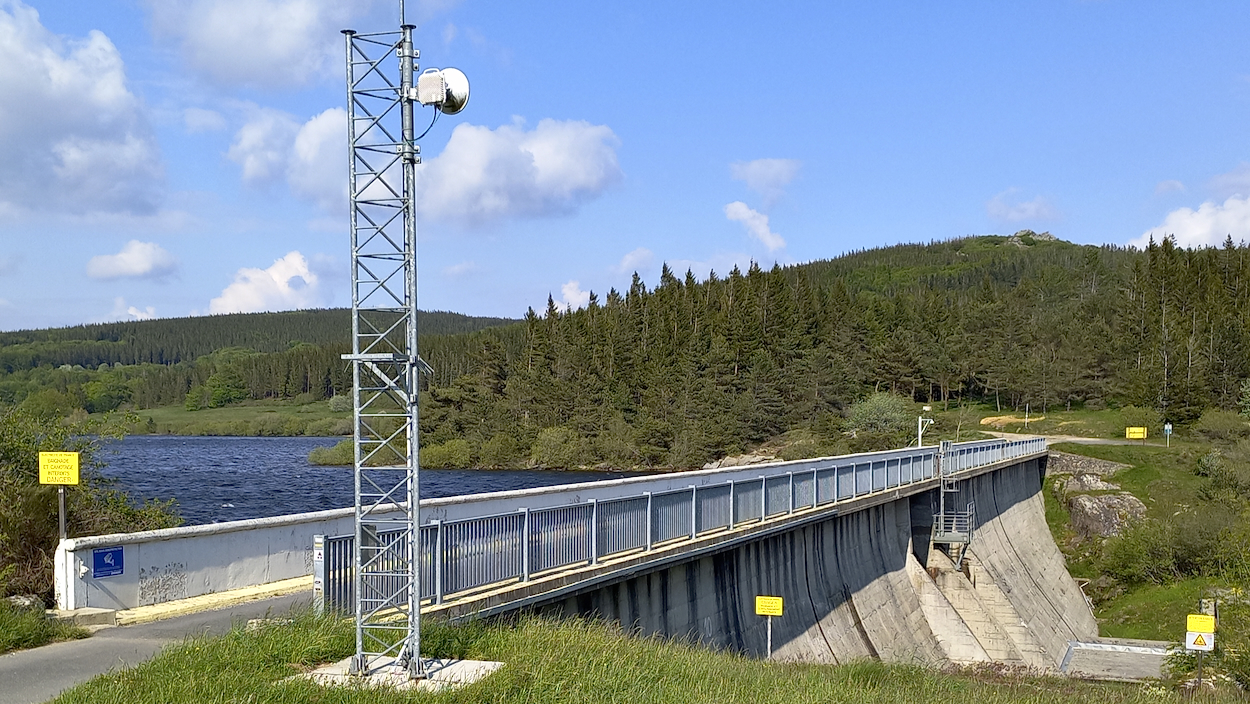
[132,399,350,437]
[54,614,1205,704]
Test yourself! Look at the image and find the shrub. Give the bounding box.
[1100,519,1179,585]
[308,440,353,466]
[328,394,352,413]
[0,408,180,600]
[530,427,590,469]
[422,439,472,469]
[846,393,911,435]
[479,434,520,469]
[1193,409,1250,442]
[1119,405,1161,435]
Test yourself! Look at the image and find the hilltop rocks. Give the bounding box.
[702,453,777,470]
[1068,493,1147,538]
[1060,473,1120,495]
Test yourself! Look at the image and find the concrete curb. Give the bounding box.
[51,575,312,627]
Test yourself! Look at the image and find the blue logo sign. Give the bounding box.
[92,546,124,578]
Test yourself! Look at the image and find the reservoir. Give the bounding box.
[100,435,648,526]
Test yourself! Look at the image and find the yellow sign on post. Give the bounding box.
[1188,614,1216,632]
[1125,427,1148,439]
[755,595,784,617]
[39,452,80,485]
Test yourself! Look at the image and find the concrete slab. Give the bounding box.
[301,656,504,693]
[1060,641,1169,681]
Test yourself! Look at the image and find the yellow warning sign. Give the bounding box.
[38,452,80,486]
[755,595,784,617]
[1193,634,1207,647]
[1125,426,1148,439]
[1188,614,1216,632]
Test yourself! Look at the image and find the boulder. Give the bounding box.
[702,453,777,470]
[1047,450,1128,477]
[1062,473,1121,494]
[4,594,45,612]
[1068,493,1147,538]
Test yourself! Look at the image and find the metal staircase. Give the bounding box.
[933,441,975,562]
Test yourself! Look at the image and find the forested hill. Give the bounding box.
[6,232,1250,469]
[0,309,517,371]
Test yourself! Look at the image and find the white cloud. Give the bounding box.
[145,0,356,89]
[0,2,162,215]
[419,118,622,227]
[1132,196,1250,249]
[553,280,590,311]
[288,108,346,212]
[1210,163,1250,200]
[111,297,156,321]
[615,247,654,274]
[986,189,1058,223]
[227,108,301,183]
[209,251,327,314]
[443,260,478,277]
[184,107,226,133]
[724,201,785,252]
[1154,179,1186,196]
[87,240,178,280]
[730,158,800,206]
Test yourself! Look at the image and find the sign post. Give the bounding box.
[38,452,80,541]
[1164,422,1173,448]
[755,595,784,659]
[1186,613,1216,689]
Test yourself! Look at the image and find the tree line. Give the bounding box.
[4,233,1250,468]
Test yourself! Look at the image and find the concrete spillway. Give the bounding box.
[539,457,1097,668]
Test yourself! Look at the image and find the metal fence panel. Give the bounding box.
[530,504,593,574]
[794,472,815,509]
[733,480,763,524]
[444,513,523,594]
[652,489,694,543]
[765,475,790,516]
[598,496,647,556]
[696,484,731,533]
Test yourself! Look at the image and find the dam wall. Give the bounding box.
[537,456,1096,668]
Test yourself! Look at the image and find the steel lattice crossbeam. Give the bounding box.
[343,26,424,678]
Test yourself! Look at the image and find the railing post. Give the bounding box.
[729,480,736,528]
[787,472,794,513]
[689,486,697,539]
[590,499,598,565]
[645,492,653,551]
[312,535,325,616]
[521,508,530,582]
[760,476,767,521]
[813,469,819,505]
[433,520,443,604]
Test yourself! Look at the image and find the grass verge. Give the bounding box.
[0,602,89,653]
[131,400,351,437]
[53,613,1226,704]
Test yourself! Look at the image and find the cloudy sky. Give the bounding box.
[1,1,1249,330]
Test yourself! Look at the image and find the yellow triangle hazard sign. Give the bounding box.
[1193,634,1207,647]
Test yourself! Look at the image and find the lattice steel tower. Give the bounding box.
[341,5,467,678]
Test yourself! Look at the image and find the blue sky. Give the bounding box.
[1,0,1249,331]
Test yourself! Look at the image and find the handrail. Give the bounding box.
[315,437,1047,612]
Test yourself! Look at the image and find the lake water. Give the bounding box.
[100,436,648,526]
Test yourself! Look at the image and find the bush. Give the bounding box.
[479,434,520,469]
[1119,405,1161,435]
[0,408,180,600]
[422,439,472,469]
[846,393,911,435]
[530,427,590,469]
[1101,519,1180,585]
[1193,409,1250,442]
[328,394,352,414]
[308,440,353,466]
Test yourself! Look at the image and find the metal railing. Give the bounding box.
[314,437,1045,613]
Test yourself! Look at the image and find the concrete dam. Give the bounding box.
[536,455,1097,668]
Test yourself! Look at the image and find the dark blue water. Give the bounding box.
[100,436,647,526]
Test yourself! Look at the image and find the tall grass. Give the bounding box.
[53,612,1221,704]
[0,602,88,653]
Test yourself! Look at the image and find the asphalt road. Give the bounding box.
[982,431,1162,446]
[0,594,308,704]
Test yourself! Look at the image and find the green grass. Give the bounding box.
[132,399,351,437]
[0,602,88,653]
[53,613,1219,704]
[1096,579,1211,641]
[1049,442,1206,521]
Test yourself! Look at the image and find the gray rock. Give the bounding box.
[1068,493,1147,538]
[5,594,45,612]
[1047,451,1129,477]
[1063,474,1121,494]
[702,453,776,470]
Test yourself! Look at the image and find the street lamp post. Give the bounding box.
[918,405,934,447]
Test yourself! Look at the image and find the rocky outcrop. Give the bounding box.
[701,453,777,469]
[1047,451,1128,477]
[1068,493,1147,538]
